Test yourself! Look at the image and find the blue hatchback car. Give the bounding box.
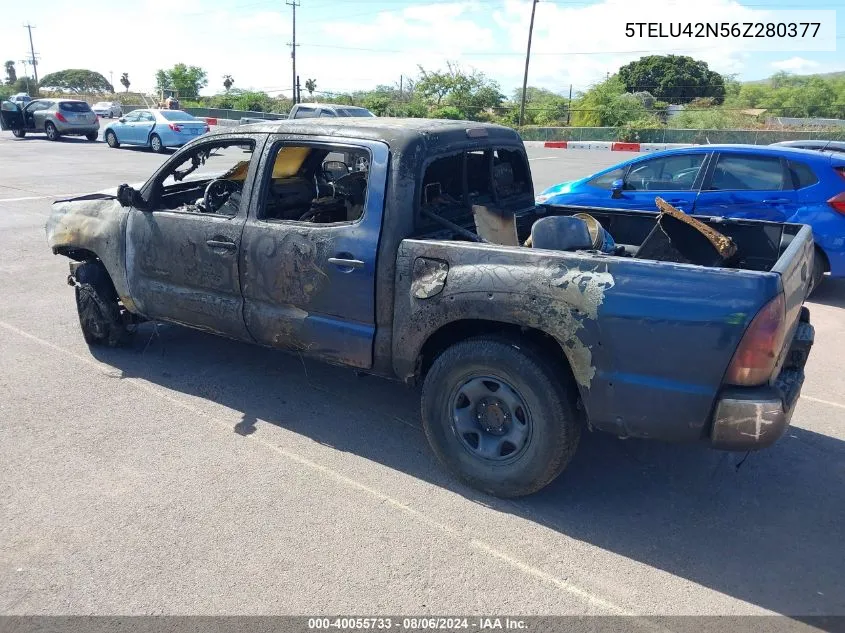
[536,144,845,286]
[103,108,209,153]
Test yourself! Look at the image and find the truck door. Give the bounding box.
[125,134,265,339]
[0,101,24,131]
[239,137,389,369]
[694,151,797,221]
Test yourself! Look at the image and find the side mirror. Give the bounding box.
[116,184,143,209]
[118,117,126,123]
[611,179,624,199]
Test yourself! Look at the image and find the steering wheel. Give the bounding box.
[332,171,367,197]
[203,179,239,213]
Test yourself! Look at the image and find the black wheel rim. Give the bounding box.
[449,375,532,462]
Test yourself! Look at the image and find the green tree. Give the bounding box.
[12,77,38,96]
[223,74,234,92]
[120,72,130,92]
[304,78,316,99]
[571,76,649,126]
[416,62,503,120]
[39,69,112,93]
[154,64,208,99]
[4,61,17,85]
[618,55,725,104]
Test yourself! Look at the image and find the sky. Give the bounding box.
[1,0,842,99]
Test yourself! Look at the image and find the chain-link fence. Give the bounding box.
[518,126,845,144]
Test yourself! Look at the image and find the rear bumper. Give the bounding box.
[55,123,100,134]
[710,315,814,450]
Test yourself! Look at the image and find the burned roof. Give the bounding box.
[210,118,524,154]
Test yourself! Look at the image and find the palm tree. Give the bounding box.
[4,61,17,85]
[120,73,130,92]
[305,78,316,99]
[223,75,234,92]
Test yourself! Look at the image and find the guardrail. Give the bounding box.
[518,126,845,144]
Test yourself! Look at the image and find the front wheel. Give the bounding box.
[149,133,164,153]
[45,121,60,141]
[11,129,26,138]
[73,262,132,347]
[85,132,98,142]
[421,338,581,497]
[105,130,120,148]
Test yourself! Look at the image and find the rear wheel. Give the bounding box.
[45,121,60,141]
[105,130,119,148]
[85,132,98,142]
[11,129,25,138]
[149,133,164,153]
[421,337,581,497]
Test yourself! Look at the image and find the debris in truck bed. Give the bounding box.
[635,197,738,266]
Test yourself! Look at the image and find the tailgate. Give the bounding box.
[772,223,814,362]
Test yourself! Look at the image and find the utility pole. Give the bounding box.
[566,84,572,126]
[24,23,38,84]
[296,75,301,103]
[109,70,114,92]
[286,0,300,104]
[518,0,538,127]
[399,75,403,99]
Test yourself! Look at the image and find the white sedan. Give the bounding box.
[92,101,122,118]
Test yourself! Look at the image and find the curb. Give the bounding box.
[543,141,699,152]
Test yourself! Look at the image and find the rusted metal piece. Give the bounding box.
[471,205,519,246]
[655,196,737,259]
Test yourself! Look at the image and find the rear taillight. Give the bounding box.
[725,294,786,386]
[55,112,67,122]
[168,123,182,132]
[829,192,845,215]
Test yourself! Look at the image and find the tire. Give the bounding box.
[149,133,164,153]
[421,337,581,498]
[808,248,826,296]
[105,130,120,148]
[11,129,26,138]
[85,132,98,142]
[73,261,132,347]
[45,121,60,141]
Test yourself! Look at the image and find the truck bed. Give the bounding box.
[399,204,815,444]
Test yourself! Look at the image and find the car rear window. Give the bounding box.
[337,107,374,117]
[159,110,198,121]
[788,161,819,189]
[59,102,92,112]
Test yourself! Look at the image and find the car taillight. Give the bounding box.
[55,112,67,122]
[725,294,786,386]
[168,123,182,131]
[829,192,845,215]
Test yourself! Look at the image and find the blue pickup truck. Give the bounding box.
[45,119,815,497]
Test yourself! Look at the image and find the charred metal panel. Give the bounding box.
[412,257,448,298]
[239,137,389,369]
[45,195,135,311]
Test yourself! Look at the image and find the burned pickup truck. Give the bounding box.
[46,119,815,497]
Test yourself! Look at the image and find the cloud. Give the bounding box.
[771,57,821,72]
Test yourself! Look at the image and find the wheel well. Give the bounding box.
[815,245,830,273]
[54,246,98,262]
[418,319,582,404]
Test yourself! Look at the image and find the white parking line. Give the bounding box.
[0,193,88,203]
[528,156,562,161]
[0,318,641,618]
[804,395,845,410]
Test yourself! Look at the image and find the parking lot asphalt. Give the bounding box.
[0,131,843,618]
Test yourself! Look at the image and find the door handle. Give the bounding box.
[206,239,236,250]
[328,257,365,269]
[763,198,790,204]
